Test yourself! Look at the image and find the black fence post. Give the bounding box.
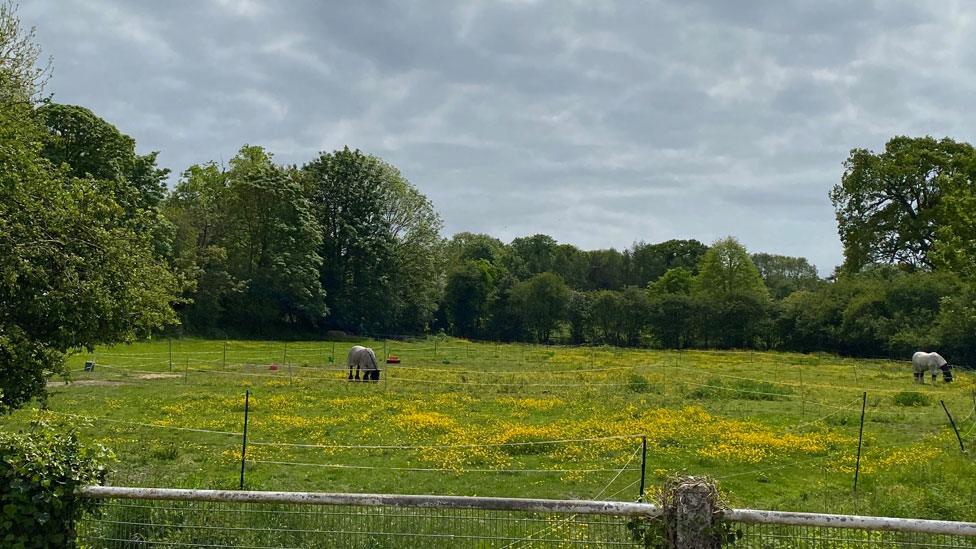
[240,390,250,490]
[853,392,867,495]
[940,400,965,452]
[638,436,647,502]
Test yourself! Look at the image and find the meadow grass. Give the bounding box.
[3,337,976,522]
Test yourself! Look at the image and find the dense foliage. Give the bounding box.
[0,422,112,548]
[0,3,178,413]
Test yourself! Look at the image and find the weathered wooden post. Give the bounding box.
[664,477,722,548]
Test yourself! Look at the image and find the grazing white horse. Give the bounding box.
[912,351,953,384]
[347,346,380,382]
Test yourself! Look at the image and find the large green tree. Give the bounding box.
[750,253,821,300]
[39,104,169,215]
[931,167,976,278]
[304,147,442,334]
[379,162,445,332]
[164,163,240,333]
[628,239,708,287]
[220,146,326,331]
[506,234,558,279]
[511,272,571,343]
[442,260,495,338]
[0,3,178,412]
[588,290,626,345]
[830,136,976,272]
[694,237,769,348]
[647,267,697,348]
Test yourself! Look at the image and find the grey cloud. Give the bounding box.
[21,0,976,274]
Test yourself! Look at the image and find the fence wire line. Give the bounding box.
[32,407,648,450]
[248,458,641,474]
[499,444,643,548]
[713,422,964,483]
[248,433,644,450]
[605,479,641,501]
[594,444,644,500]
[384,364,646,375]
[34,410,244,437]
[660,359,968,397]
[791,397,863,430]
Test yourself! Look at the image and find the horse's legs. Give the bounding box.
[355,364,361,381]
[348,364,353,380]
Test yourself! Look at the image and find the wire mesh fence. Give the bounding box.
[729,522,976,548]
[74,487,976,548]
[77,497,639,548]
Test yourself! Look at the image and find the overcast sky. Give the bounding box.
[21,1,976,273]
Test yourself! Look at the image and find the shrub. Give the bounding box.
[893,391,932,407]
[627,374,657,394]
[0,421,113,548]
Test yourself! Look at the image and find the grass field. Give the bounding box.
[3,337,976,522]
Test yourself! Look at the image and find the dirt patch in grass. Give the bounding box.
[137,373,182,380]
[48,379,123,387]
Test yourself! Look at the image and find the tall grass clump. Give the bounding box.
[892,391,931,407]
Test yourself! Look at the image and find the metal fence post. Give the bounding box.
[169,338,173,372]
[240,390,250,490]
[223,341,227,369]
[853,392,867,495]
[798,367,806,426]
[941,400,965,452]
[638,436,647,502]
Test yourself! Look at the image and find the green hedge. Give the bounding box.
[0,421,112,548]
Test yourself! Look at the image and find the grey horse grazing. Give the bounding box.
[912,351,953,384]
[347,346,380,382]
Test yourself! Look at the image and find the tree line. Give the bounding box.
[42,102,976,370]
[4,3,976,415]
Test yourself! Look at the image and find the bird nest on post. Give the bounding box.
[628,475,741,549]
